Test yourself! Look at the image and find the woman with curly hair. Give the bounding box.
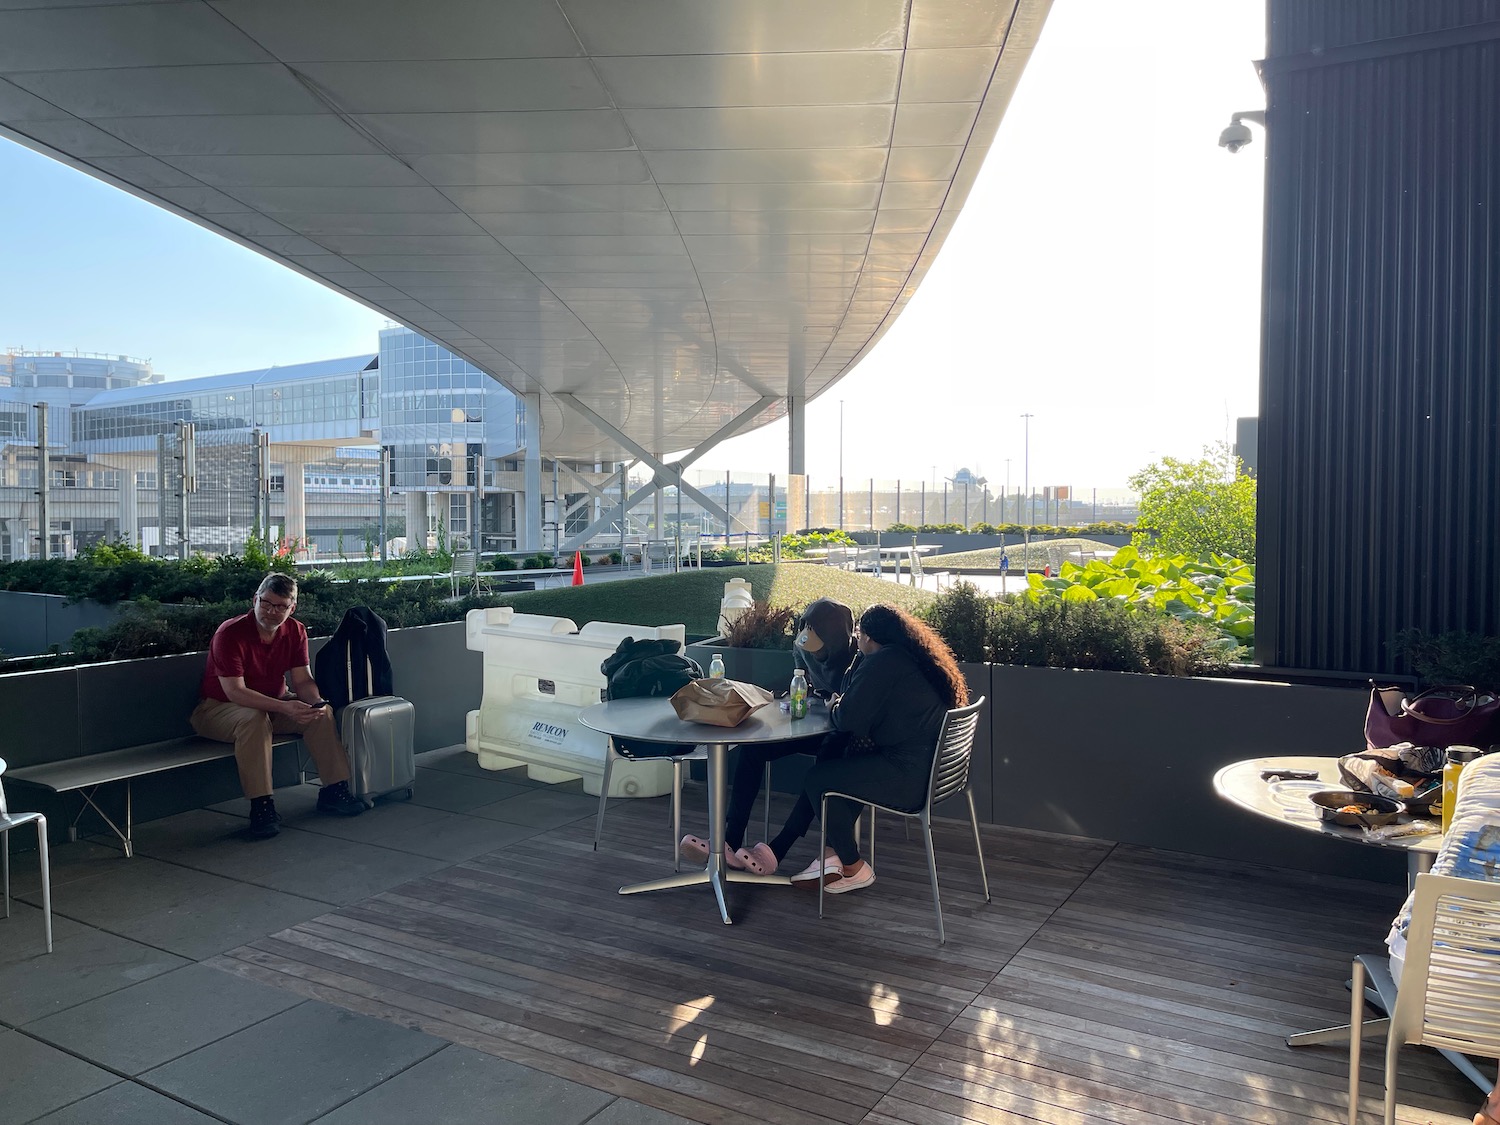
[791,603,969,894]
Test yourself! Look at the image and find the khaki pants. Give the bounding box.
[191,699,350,799]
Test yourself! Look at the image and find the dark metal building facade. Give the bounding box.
[1257,2,1500,674]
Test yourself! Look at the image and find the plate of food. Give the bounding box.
[1307,788,1405,827]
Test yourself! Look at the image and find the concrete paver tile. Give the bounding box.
[104,880,332,961]
[0,926,188,1026]
[2,839,129,898]
[467,786,601,829]
[407,767,532,813]
[134,810,448,906]
[145,1000,445,1125]
[310,1043,612,1125]
[373,810,540,862]
[25,962,304,1075]
[0,902,89,967]
[0,1029,117,1124]
[588,1100,703,1125]
[27,1080,223,1125]
[20,856,241,928]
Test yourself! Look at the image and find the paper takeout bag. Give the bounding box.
[669,678,775,728]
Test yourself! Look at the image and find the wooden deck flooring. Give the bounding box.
[210,793,1483,1124]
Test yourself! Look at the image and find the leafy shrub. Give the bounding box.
[491,554,519,571]
[918,523,966,534]
[522,553,555,570]
[1023,545,1253,650]
[917,581,993,663]
[779,530,855,558]
[70,601,228,663]
[1393,630,1500,690]
[887,523,917,534]
[722,600,795,650]
[76,538,152,566]
[65,574,486,662]
[608,551,622,565]
[916,579,1237,675]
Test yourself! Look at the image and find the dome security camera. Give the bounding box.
[1218,121,1253,153]
[1218,110,1265,154]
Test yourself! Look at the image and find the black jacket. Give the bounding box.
[599,637,702,758]
[314,606,393,708]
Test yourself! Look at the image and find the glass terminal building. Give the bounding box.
[0,329,611,559]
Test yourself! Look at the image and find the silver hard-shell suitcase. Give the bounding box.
[339,651,416,806]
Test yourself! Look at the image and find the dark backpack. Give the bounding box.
[599,637,702,758]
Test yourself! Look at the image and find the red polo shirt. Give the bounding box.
[200,612,309,702]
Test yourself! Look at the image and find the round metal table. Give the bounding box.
[1214,755,1442,891]
[577,696,833,925]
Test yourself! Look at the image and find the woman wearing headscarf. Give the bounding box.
[791,602,968,894]
[679,598,858,875]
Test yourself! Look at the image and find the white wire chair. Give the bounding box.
[1,757,52,954]
[449,550,490,598]
[1348,872,1500,1124]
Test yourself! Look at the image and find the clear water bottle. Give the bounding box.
[790,668,808,719]
[709,653,725,678]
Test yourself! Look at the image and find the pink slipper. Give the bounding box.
[734,842,778,876]
[678,835,748,870]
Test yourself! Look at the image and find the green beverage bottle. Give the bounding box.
[790,668,808,719]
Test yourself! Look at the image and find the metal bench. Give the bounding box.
[8,733,303,857]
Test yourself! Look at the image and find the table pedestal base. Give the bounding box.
[619,867,792,925]
[1292,956,1493,1096]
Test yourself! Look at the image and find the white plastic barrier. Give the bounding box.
[464,606,682,797]
[717,577,753,638]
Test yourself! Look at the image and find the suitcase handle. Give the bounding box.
[344,647,375,704]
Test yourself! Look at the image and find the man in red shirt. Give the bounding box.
[191,573,366,838]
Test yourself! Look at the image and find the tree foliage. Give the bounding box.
[1128,443,1256,562]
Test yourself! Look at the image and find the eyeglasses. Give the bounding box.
[256,595,296,613]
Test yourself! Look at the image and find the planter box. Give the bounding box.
[0,591,126,658]
[985,664,1399,882]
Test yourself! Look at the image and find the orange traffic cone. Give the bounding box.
[572,550,584,586]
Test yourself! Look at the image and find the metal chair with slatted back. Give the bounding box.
[818,697,990,944]
[1348,872,1500,1125]
[1,757,52,954]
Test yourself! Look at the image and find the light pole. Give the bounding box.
[1004,458,1011,522]
[1021,413,1033,526]
[838,400,844,531]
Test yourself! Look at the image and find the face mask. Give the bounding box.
[794,624,824,654]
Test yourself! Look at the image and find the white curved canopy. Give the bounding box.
[0,0,1051,462]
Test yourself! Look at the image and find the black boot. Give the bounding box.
[317,780,366,817]
[248,795,280,839]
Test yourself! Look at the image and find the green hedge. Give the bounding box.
[917,580,1238,676]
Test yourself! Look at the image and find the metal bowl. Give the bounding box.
[1307,789,1405,827]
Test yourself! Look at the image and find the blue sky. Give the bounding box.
[0,1,1266,491]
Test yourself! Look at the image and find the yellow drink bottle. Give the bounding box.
[1440,746,1484,832]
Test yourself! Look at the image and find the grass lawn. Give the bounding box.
[488,563,933,636]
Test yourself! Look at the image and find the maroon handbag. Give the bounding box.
[1364,684,1500,750]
